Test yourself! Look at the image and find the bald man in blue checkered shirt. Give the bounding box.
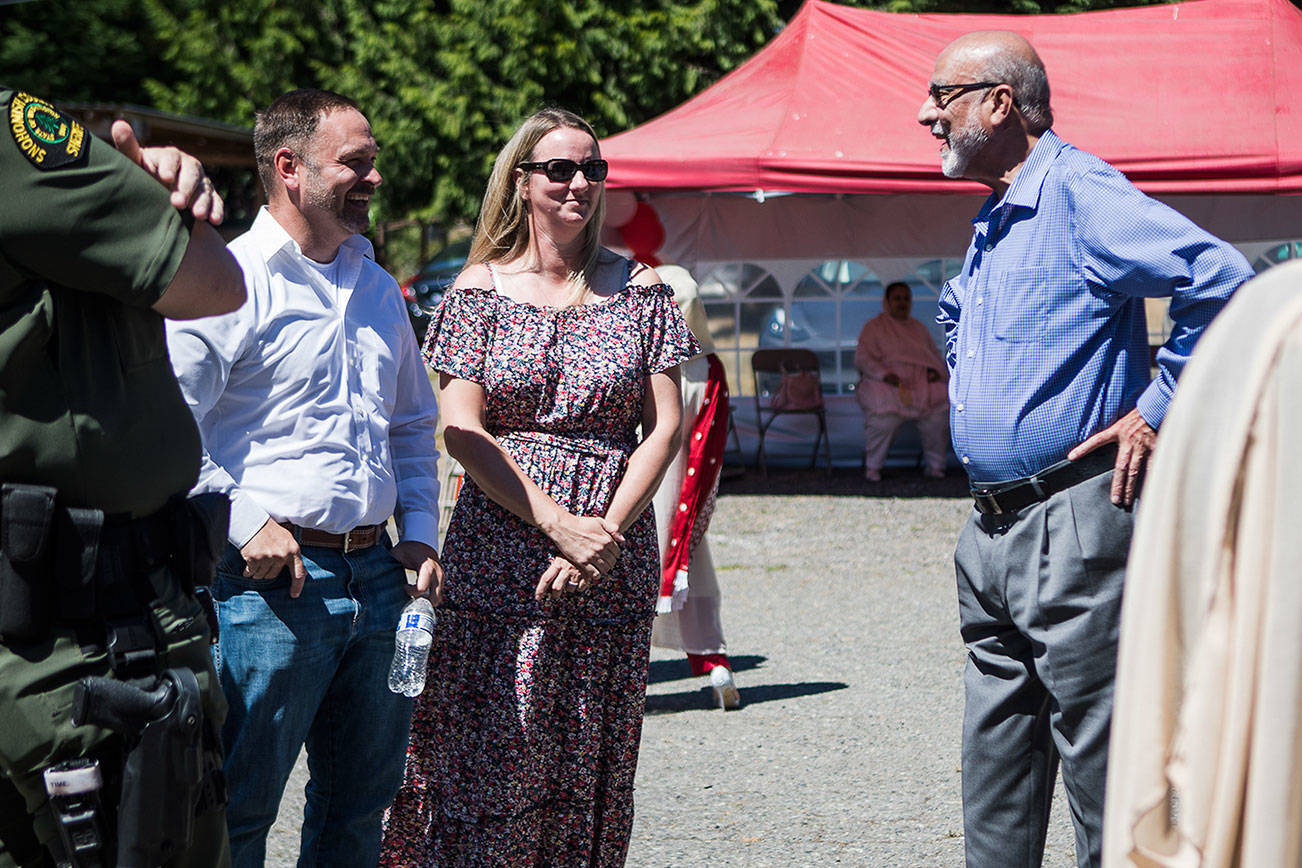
[917,31,1252,868]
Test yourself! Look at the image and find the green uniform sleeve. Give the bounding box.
[0,88,191,309]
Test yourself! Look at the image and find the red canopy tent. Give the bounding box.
[596,0,1302,465]
[603,0,1302,197]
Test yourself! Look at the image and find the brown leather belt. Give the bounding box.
[279,522,384,553]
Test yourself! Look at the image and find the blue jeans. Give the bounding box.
[212,535,414,868]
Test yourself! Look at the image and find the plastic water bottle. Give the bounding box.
[388,596,435,697]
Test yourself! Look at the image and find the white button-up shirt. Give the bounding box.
[167,208,440,548]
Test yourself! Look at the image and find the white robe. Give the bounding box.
[1104,260,1302,867]
[650,354,726,655]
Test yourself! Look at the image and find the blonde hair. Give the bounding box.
[468,108,607,291]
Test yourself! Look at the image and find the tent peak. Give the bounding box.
[603,0,1302,196]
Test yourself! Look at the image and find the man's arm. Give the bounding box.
[1,106,245,318]
[1067,167,1253,504]
[166,313,311,596]
[386,303,443,599]
[110,121,244,320]
[152,221,245,320]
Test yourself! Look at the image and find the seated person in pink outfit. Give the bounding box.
[853,281,950,481]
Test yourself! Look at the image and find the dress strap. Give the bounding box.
[486,262,500,291]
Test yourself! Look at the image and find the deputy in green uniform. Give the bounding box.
[0,87,245,868]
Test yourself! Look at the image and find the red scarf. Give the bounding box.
[658,354,729,611]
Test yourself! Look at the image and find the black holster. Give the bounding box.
[173,492,229,594]
[71,669,206,868]
[0,484,58,642]
[0,484,233,865]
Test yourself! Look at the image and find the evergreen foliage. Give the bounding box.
[0,0,1247,225]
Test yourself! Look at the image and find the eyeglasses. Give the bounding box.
[517,158,609,183]
[928,81,1002,110]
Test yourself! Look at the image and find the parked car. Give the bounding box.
[399,239,470,338]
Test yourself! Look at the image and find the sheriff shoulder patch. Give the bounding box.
[8,91,87,170]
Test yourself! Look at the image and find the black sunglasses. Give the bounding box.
[928,81,1002,110]
[517,158,609,183]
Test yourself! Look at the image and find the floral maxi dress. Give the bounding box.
[379,275,699,867]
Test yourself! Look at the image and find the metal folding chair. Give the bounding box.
[750,348,832,476]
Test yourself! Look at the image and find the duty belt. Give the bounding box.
[969,444,1118,516]
[0,484,228,654]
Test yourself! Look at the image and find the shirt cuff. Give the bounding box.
[1134,383,1171,432]
[228,494,273,549]
[395,510,440,552]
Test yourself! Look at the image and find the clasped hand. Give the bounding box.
[536,556,590,600]
[537,514,623,600]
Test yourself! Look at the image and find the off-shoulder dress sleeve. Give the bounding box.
[422,286,497,384]
[638,283,701,375]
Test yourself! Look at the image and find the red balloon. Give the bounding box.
[619,202,664,267]
[604,190,638,228]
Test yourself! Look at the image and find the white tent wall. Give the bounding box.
[626,191,1302,469]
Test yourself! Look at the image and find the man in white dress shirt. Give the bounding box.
[166,89,442,868]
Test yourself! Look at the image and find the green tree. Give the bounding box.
[139,0,343,127]
[328,0,784,221]
[7,0,1278,228]
[3,0,782,225]
[0,0,156,102]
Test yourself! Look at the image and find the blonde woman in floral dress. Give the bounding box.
[379,108,698,866]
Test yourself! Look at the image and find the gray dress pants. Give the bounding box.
[955,468,1133,868]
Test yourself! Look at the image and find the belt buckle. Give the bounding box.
[971,489,1002,515]
[342,528,360,554]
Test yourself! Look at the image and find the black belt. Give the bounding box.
[970,444,1118,516]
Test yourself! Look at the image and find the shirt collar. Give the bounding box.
[980,129,1067,220]
[246,206,376,265]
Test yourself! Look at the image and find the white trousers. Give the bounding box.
[862,404,950,474]
[650,537,726,655]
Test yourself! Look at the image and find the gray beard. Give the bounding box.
[939,123,989,179]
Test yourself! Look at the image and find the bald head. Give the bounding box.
[941,31,1039,68]
[938,31,1053,134]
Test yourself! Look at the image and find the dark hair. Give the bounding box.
[253,89,361,192]
[885,281,911,299]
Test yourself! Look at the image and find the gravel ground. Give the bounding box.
[265,468,1077,866]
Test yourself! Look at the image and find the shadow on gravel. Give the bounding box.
[719,467,970,499]
[644,680,848,715]
[647,654,767,686]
